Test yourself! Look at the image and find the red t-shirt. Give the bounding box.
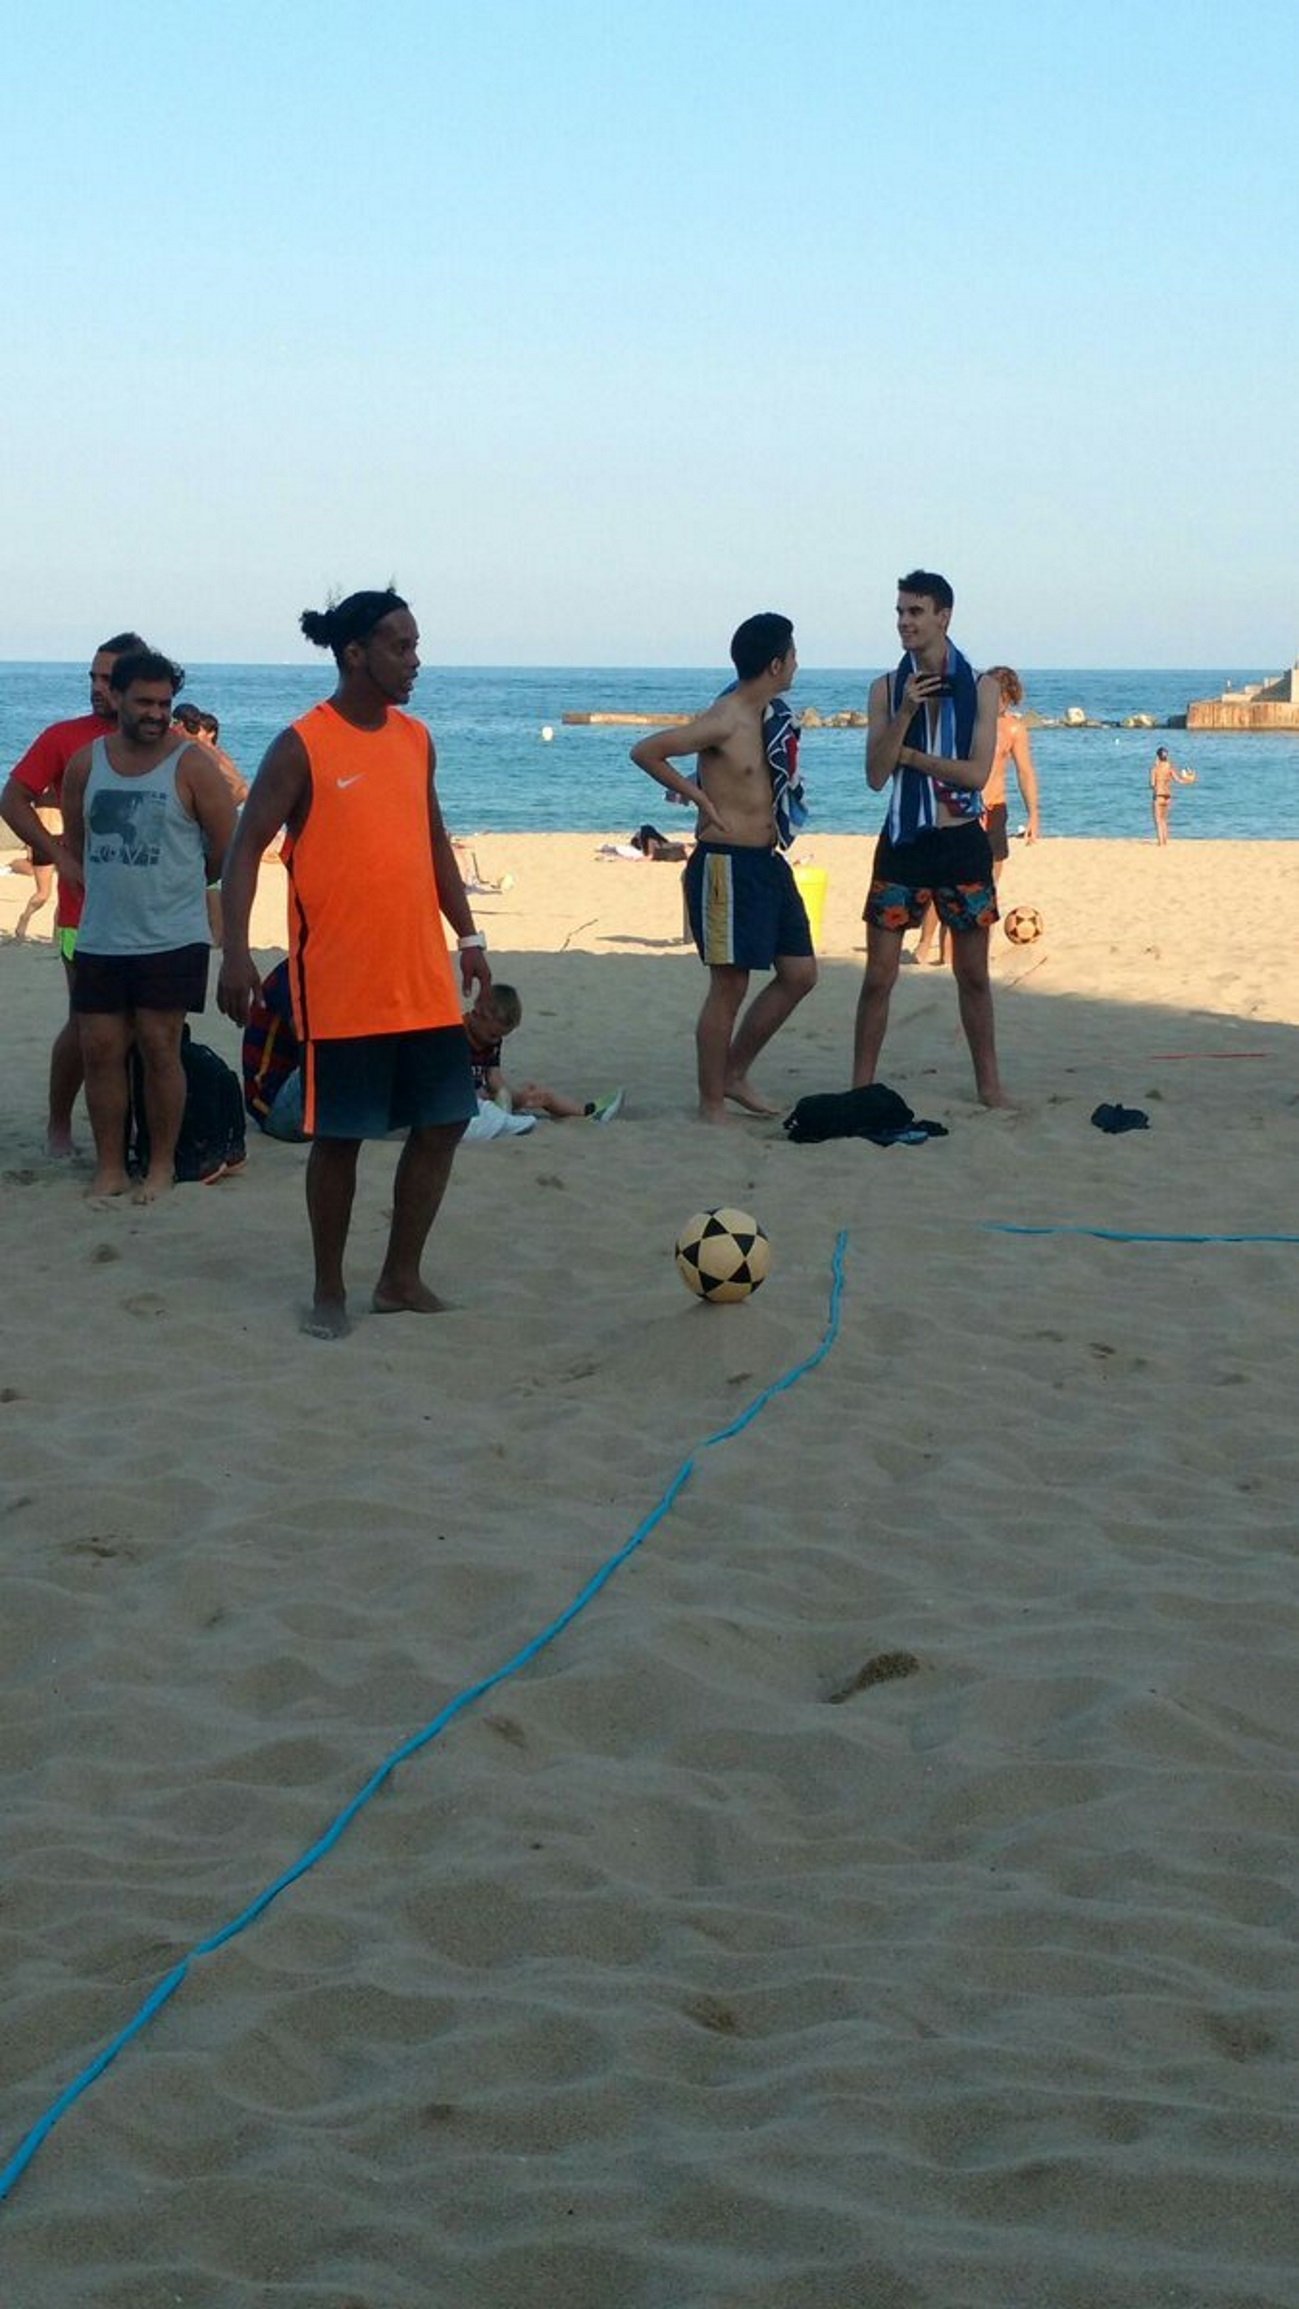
[8,711,109,930]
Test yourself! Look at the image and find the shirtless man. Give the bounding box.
[1150,744,1196,845]
[912,663,1041,965]
[631,613,815,1123]
[853,570,1008,1107]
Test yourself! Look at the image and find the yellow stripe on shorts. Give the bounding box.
[703,850,734,965]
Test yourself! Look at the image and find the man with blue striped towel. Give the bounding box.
[852,571,1009,1107]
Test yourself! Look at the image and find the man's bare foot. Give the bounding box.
[85,1169,131,1200]
[46,1127,77,1159]
[302,1297,351,1339]
[372,1279,449,1315]
[724,1076,784,1118]
[133,1169,174,1205]
[697,1098,734,1126]
[977,1084,1016,1111]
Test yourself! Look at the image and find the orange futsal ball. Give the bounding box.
[1004,904,1044,946]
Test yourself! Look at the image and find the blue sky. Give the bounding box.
[5,0,1296,665]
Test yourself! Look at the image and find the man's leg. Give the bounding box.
[726,953,817,1115]
[48,952,85,1157]
[852,924,904,1086]
[77,1011,134,1197]
[373,1122,466,1315]
[695,965,748,1123]
[132,1008,188,1202]
[305,1137,362,1338]
[950,928,1010,1107]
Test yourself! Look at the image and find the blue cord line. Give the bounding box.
[0,1231,849,2209]
[986,1224,1299,1244]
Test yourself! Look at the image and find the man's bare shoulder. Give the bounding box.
[699,688,749,732]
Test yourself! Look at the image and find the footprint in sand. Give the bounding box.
[64,1535,140,1563]
[123,1292,167,1318]
[826,1650,921,1704]
[683,1994,742,2035]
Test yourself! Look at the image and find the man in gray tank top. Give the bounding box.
[60,650,237,1201]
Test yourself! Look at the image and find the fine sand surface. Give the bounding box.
[2,835,1299,2307]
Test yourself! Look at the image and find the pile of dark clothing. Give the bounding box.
[783,1084,948,1147]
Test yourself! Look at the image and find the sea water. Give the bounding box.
[2,664,1295,843]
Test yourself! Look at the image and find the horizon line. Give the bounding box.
[0,660,1264,676]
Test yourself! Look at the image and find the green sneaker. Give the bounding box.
[588,1088,625,1125]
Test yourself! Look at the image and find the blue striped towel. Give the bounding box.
[886,646,979,845]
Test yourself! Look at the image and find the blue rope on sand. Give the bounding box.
[0,1231,850,2210]
[986,1224,1299,1244]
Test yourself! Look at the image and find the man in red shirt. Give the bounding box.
[1,631,147,1154]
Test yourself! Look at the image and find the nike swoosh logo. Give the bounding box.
[337,775,363,789]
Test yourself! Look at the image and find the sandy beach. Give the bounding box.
[2,833,1298,2307]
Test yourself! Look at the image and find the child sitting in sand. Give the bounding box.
[464,984,624,1123]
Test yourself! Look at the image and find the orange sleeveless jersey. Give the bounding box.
[285,702,462,1040]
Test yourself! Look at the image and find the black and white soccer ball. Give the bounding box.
[674,1207,772,1302]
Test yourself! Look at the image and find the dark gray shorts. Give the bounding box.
[304,1026,477,1140]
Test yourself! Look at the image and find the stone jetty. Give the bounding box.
[1186,666,1299,731]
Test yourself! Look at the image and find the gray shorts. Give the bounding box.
[304,1026,476,1140]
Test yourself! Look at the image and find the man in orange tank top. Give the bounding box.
[218,590,490,1338]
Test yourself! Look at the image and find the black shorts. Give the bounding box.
[985,803,1009,863]
[71,942,209,1015]
[303,1026,477,1140]
[683,843,813,969]
[865,823,998,934]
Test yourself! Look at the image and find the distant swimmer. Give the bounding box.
[631,612,815,1124]
[1150,744,1196,846]
[853,570,1008,1107]
[0,630,147,1154]
[217,589,489,1340]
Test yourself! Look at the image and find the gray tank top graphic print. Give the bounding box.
[77,737,211,955]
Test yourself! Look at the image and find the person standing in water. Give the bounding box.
[1150,744,1196,845]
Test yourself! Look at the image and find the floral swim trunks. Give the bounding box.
[864,823,998,934]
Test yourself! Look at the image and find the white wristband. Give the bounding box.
[457,931,487,951]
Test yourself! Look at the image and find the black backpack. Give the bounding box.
[128,1029,247,1183]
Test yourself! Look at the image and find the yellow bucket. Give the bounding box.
[792,864,828,945]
